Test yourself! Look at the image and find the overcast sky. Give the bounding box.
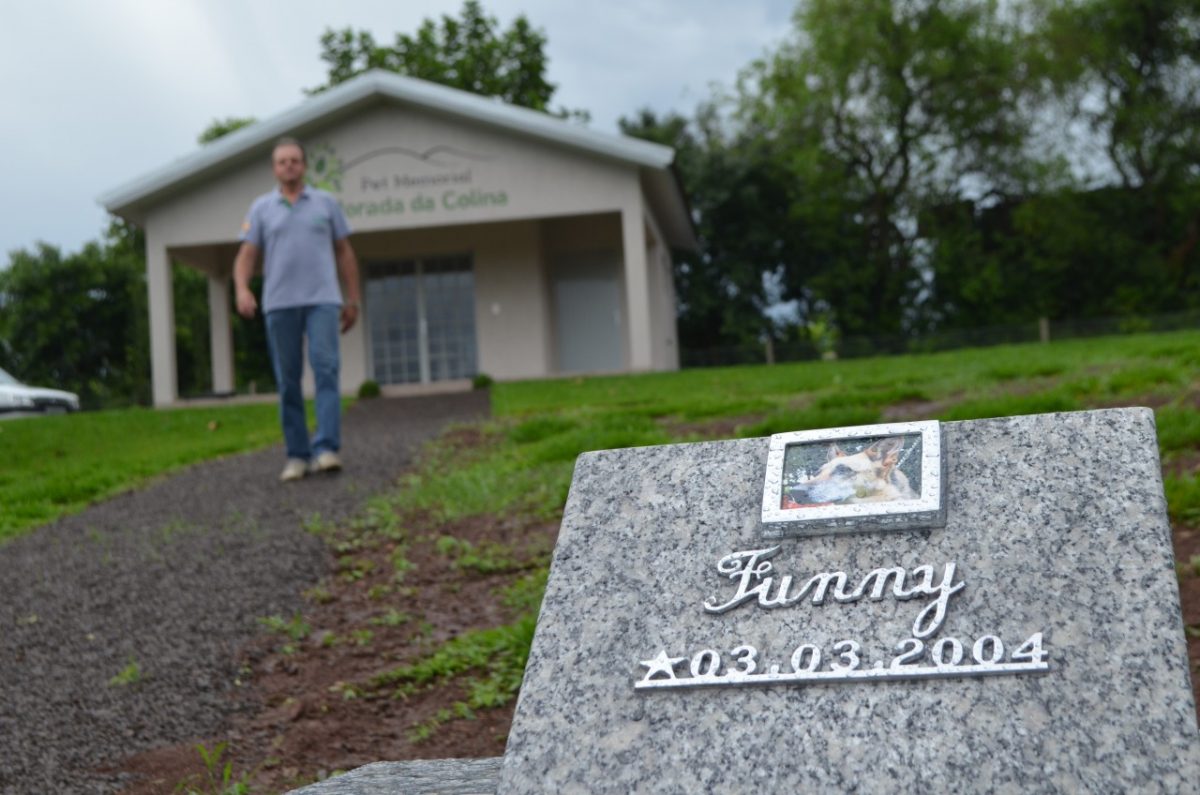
[0,0,795,261]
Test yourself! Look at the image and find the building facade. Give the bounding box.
[100,71,697,406]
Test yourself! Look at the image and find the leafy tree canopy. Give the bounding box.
[0,221,149,407]
[198,116,257,144]
[1039,0,1200,191]
[748,0,1035,337]
[621,106,803,349]
[309,1,586,120]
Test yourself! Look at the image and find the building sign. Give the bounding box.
[306,141,510,220]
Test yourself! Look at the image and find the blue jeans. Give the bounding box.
[265,304,341,460]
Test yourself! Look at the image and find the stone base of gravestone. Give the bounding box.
[288,757,501,794]
[290,409,1199,794]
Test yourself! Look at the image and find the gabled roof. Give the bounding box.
[98,70,697,249]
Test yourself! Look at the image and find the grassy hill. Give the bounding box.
[3,329,1199,541]
[424,330,1200,529]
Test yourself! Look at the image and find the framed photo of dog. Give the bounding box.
[760,420,946,537]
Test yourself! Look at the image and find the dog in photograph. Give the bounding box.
[784,437,917,507]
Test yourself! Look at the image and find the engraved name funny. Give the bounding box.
[703,545,963,639]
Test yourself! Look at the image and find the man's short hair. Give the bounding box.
[272,137,306,163]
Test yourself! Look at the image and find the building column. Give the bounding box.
[644,213,680,372]
[621,203,653,371]
[664,244,680,370]
[146,238,177,406]
[208,274,235,394]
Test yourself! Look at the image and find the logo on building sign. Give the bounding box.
[306,142,345,192]
[309,141,510,219]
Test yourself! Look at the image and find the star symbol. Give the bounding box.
[639,650,685,681]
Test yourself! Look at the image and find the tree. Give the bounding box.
[198,116,257,144]
[170,257,275,398]
[309,1,585,120]
[0,222,150,408]
[622,107,765,350]
[1038,0,1200,297]
[621,106,816,355]
[747,0,1035,338]
[1041,0,1200,192]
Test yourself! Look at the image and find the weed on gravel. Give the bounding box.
[174,741,254,795]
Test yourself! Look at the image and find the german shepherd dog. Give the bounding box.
[784,437,917,508]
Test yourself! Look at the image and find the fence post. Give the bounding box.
[764,337,776,365]
[1039,317,1050,343]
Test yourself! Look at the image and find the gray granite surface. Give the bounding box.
[289,758,501,794]
[498,409,1200,793]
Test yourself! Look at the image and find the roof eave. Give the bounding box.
[642,168,699,252]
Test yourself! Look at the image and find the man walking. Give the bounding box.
[234,137,362,482]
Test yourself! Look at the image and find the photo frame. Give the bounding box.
[760,420,945,538]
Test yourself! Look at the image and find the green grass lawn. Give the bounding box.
[4,329,1199,542]
[0,404,284,540]
[494,331,1198,420]
[411,329,1200,528]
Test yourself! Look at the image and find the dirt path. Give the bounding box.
[0,392,488,795]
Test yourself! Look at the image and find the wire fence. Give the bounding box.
[679,310,1200,369]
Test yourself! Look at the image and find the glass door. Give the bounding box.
[366,256,477,385]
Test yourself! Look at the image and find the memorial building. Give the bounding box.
[100,70,697,406]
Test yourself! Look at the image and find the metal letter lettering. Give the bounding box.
[703,550,965,639]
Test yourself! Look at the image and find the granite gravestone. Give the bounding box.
[291,408,1198,794]
[496,408,1200,793]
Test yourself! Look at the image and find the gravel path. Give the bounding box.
[0,392,489,795]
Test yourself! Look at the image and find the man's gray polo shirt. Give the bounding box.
[239,186,351,313]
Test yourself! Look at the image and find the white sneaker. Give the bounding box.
[280,458,308,482]
[312,451,343,473]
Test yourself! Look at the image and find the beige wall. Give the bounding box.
[320,106,638,232]
[142,103,641,248]
[540,210,678,372]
